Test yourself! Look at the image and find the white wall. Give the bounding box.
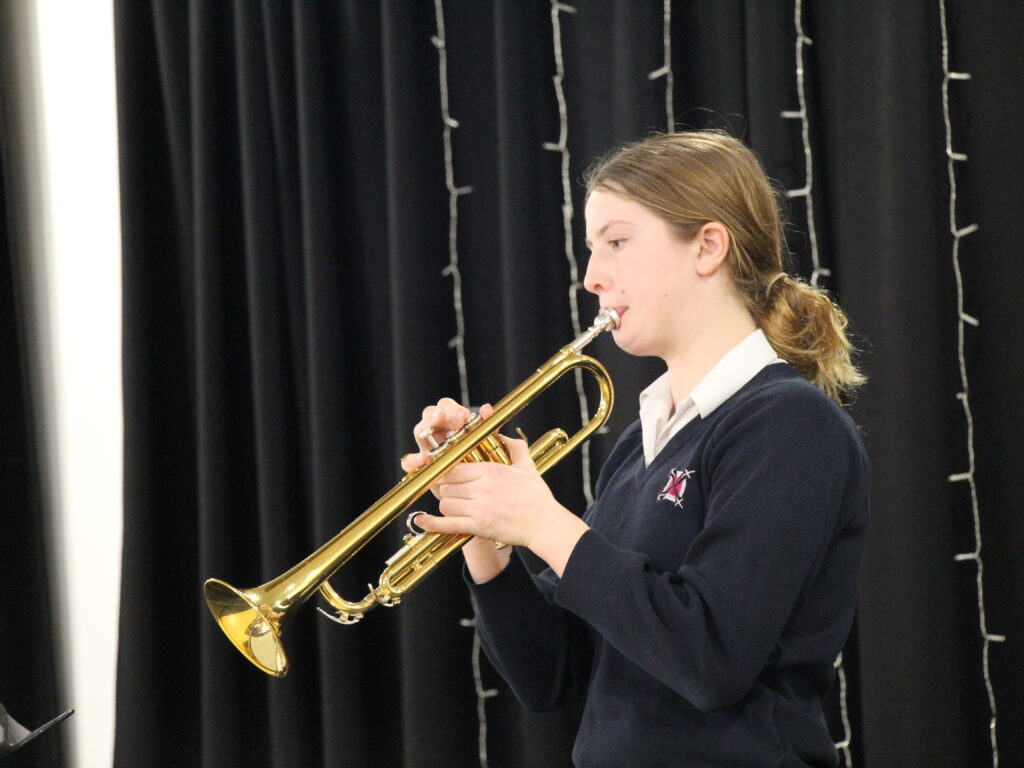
[29,1,123,766]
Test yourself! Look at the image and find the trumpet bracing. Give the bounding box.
[203,308,619,677]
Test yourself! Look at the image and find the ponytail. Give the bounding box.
[756,274,865,403]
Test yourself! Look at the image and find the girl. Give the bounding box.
[402,131,869,768]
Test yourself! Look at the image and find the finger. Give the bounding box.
[414,411,454,450]
[400,451,429,473]
[437,464,485,486]
[477,403,507,445]
[414,512,474,537]
[435,480,478,500]
[415,401,471,450]
[506,437,535,468]
[438,497,477,520]
[413,413,445,450]
[436,397,471,430]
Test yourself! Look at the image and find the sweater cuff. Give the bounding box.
[462,548,536,601]
[554,528,629,618]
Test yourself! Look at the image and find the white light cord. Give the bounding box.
[432,0,473,407]
[781,4,849,762]
[460,617,499,768]
[432,4,493,764]
[939,1,1003,764]
[780,0,830,288]
[647,0,675,131]
[544,1,598,505]
[833,652,851,761]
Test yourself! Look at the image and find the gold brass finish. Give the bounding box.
[203,309,619,677]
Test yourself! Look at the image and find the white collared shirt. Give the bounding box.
[638,329,785,466]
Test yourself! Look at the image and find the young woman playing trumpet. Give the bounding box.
[402,131,869,768]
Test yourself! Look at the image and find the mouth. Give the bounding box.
[607,306,628,327]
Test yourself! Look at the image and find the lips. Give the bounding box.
[609,306,628,325]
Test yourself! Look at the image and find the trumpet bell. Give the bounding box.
[204,578,288,677]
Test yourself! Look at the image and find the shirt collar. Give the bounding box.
[638,329,783,418]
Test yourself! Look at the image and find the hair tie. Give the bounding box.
[766,272,788,299]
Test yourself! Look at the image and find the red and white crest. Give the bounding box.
[657,468,695,508]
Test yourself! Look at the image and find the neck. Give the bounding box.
[664,305,757,405]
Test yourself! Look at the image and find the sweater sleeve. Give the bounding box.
[461,422,640,712]
[553,388,868,712]
[465,552,588,712]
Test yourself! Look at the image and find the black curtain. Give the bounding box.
[0,14,69,768]
[113,2,1024,767]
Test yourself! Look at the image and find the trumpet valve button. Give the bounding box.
[419,429,441,450]
[445,410,481,444]
[407,512,428,536]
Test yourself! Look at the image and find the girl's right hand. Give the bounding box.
[401,399,495,485]
[400,398,511,583]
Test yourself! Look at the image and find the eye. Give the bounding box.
[608,239,625,250]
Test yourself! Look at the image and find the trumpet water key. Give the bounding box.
[203,308,620,677]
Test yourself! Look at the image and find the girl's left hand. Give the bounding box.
[414,436,568,549]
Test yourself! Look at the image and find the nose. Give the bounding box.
[583,253,608,295]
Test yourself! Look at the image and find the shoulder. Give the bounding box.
[702,366,870,528]
[708,364,867,467]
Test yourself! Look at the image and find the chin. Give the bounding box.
[610,330,648,358]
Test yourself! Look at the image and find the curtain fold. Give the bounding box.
[0,7,69,767]
[114,1,1024,766]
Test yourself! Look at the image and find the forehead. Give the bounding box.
[584,188,661,235]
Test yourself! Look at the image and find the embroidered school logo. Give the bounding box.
[657,468,696,509]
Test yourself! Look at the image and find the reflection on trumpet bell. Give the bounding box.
[203,579,289,676]
[203,308,620,677]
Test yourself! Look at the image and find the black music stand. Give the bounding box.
[0,703,73,761]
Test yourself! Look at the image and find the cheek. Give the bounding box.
[641,275,676,306]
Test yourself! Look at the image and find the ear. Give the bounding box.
[693,222,731,277]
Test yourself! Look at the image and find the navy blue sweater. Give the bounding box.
[467,364,870,767]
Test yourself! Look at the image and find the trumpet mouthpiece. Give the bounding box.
[597,307,621,330]
[568,308,621,353]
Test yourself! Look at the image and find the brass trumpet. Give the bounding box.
[203,308,619,677]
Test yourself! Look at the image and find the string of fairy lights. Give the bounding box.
[647,0,675,131]
[780,2,850,762]
[939,1,1004,765]
[544,0,599,507]
[781,0,830,289]
[832,651,852,766]
[424,4,1003,766]
[431,3,496,766]
[459,616,498,768]
[432,0,472,408]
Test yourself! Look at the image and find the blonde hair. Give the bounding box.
[583,130,865,403]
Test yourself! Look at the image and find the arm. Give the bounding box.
[553,391,869,711]
[403,402,641,710]
[399,398,588,709]
[465,552,590,712]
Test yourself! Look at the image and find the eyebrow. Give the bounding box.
[584,219,632,248]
